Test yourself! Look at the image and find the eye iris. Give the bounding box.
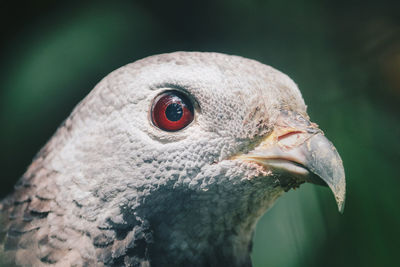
[165,103,183,121]
[151,90,194,131]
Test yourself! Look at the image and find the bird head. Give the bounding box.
[12,52,345,266]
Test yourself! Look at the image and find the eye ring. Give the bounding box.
[151,90,194,132]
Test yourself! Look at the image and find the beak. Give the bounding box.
[235,112,346,213]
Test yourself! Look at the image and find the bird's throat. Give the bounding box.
[133,182,283,266]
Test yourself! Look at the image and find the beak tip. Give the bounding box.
[337,197,345,214]
[328,179,346,214]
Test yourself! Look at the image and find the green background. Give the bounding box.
[1,1,399,266]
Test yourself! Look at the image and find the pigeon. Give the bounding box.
[0,52,345,267]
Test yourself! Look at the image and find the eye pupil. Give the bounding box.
[165,103,183,121]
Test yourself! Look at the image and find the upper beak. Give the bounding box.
[235,112,346,213]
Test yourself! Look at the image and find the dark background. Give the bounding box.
[1,0,399,266]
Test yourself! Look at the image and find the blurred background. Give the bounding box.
[1,0,399,266]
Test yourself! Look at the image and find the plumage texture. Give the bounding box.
[0,52,337,267]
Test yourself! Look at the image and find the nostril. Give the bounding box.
[278,131,303,141]
[278,131,305,148]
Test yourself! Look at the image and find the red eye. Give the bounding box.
[151,91,194,131]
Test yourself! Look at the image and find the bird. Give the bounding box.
[0,52,345,267]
